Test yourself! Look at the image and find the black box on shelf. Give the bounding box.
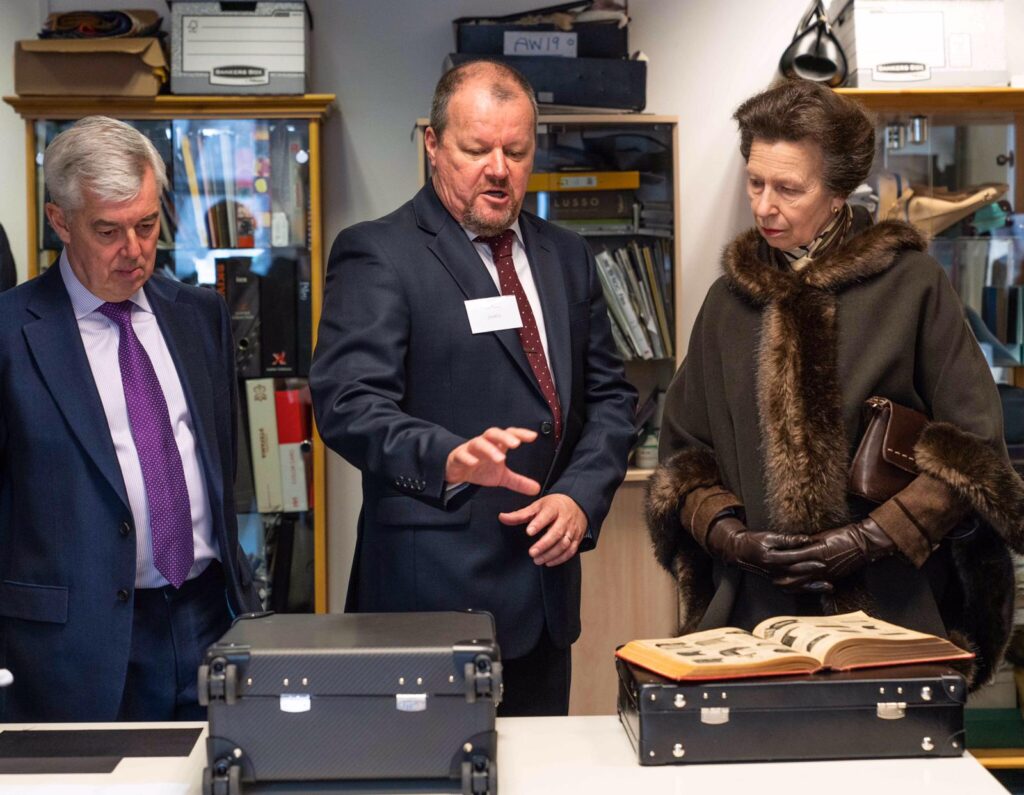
[445,52,646,111]
[617,658,966,765]
[454,17,628,59]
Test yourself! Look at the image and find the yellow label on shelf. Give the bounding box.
[528,171,641,192]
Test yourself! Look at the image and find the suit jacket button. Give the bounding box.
[540,421,553,436]
[116,588,130,602]
[119,521,132,537]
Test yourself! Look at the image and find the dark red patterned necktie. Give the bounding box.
[476,230,562,441]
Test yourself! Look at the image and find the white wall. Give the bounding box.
[4,0,1024,608]
[0,0,46,282]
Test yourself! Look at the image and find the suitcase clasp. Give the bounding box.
[700,707,730,725]
[876,701,907,720]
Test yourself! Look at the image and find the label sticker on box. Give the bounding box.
[503,31,577,58]
[182,12,305,84]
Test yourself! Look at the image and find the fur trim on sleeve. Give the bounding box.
[914,422,1024,552]
[644,448,721,632]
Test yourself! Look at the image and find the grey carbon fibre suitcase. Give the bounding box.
[617,658,966,765]
[199,611,501,794]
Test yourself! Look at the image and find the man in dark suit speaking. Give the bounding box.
[311,61,636,715]
[0,117,260,721]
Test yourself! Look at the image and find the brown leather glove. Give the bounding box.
[774,516,896,589]
[705,514,831,589]
[868,473,967,567]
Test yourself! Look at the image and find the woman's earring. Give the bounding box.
[832,206,840,215]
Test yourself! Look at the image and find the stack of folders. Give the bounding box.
[594,239,674,361]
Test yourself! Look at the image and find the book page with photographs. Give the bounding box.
[616,627,821,680]
[752,611,972,670]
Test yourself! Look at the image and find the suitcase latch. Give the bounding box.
[876,701,907,720]
[700,707,730,725]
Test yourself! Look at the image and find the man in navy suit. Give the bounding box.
[311,61,636,715]
[0,117,260,721]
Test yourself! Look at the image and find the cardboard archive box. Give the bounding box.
[14,38,167,96]
[828,0,1008,88]
[169,1,308,94]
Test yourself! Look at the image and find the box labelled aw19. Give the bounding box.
[169,1,308,94]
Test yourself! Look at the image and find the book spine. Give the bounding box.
[296,251,312,376]
[275,387,310,513]
[260,257,297,376]
[245,378,283,513]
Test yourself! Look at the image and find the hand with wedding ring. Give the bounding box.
[499,493,587,567]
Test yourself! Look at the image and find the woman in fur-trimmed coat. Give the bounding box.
[646,80,1024,689]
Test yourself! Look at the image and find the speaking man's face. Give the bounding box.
[46,166,161,302]
[426,76,536,237]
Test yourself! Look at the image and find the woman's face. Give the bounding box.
[746,138,844,250]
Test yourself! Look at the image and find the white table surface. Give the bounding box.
[0,715,1009,794]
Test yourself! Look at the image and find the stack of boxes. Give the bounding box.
[447,6,646,111]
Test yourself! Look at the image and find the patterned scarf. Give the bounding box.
[776,203,853,272]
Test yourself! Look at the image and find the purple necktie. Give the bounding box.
[99,301,194,588]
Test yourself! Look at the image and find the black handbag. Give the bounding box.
[779,0,847,87]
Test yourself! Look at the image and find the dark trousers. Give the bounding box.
[498,628,571,717]
[117,560,232,721]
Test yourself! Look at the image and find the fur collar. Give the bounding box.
[723,220,926,306]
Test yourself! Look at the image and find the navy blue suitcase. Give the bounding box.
[199,611,501,794]
[617,658,966,765]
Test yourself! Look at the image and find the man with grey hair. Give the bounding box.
[0,116,260,721]
[311,61,636,715]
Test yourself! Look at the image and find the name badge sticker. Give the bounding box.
[465,295,522,334]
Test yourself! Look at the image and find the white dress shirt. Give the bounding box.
[465,219,554,370]
[60,253,218,588]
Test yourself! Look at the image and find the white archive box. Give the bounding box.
[169,1,309,95]
[828,0,1008,88]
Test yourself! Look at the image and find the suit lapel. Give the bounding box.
[146,276,224,509]
[521,215,571,411]
[23,266,130,509]
[416,184,539,394]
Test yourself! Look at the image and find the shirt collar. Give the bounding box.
[462,218,524,249]
[59,249,151,320]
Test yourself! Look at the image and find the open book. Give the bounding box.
[616,611,973,681]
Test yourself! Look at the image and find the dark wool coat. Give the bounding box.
[646,215,1024,688]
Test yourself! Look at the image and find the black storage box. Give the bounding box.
[199,611,501,794]
[455,18,628,59]
[445,52,646,111]
[617,658,966,765]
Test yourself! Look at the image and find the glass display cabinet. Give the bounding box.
[5,94,335,613]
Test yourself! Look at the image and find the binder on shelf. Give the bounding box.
[615,247,663,358]
[245,378,284,514]
[637,242,673,359]
[548,189,635,220]
[275,386,310,513]
[528,170,641,193]
[595,249,653,360]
